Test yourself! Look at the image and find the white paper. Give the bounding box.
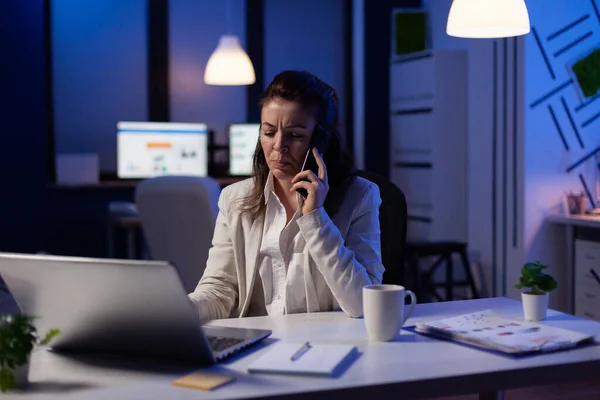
[248,342,358,376]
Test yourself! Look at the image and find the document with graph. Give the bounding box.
[414,310,595,355]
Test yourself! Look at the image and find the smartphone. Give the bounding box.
[296,125,331,198]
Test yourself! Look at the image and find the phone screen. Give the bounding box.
[296,125,331,198]
[300,148,320,176]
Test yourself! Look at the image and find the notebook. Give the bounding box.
[247,342,358,377]
[412,310,595,355]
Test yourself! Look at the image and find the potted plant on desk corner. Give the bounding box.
[0,314,60,392]
[514,261,558,321]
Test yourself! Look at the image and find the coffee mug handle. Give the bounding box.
[402,290,417,325]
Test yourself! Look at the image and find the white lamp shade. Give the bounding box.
[446,0,530,38]
[204,35,256,85]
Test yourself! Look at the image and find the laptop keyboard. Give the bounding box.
[207,336,245,353]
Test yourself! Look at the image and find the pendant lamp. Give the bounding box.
[204,1,255,85]
[446,0,530,38]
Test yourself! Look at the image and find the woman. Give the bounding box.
[188,70,384,321]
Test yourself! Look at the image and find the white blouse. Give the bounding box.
[258,175,306,315]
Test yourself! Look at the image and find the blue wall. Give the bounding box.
[263,0,346,134]
[525,0,600,281]
[0,0,48,252]
[52,0,148,173]
[0,0,138,257]
[525,0,600,230]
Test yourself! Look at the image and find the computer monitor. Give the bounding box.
[228,123,260,176]
[117,121,208,179]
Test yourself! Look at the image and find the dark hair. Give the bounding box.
[238,70,355,218]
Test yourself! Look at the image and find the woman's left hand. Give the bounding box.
[290,148,329,215]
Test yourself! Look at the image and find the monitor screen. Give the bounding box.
[228,123,260,176]
[117,121,208,179]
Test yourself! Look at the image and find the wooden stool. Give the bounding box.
[406,241,479,302]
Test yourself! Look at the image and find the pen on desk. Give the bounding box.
[290,342,312,361]
[590,268,600,285]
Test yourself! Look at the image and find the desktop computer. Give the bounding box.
[228,123,260,176]
[117,121,208,179]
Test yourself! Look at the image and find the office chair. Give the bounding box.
[356,170,408,286]
[135,176,221,294]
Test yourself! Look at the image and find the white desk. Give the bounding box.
[546,213,600,229]
[8,297,600,400]
[547,214,600,316]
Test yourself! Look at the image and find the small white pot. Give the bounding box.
[13,358,30,389]
[521,292,549,321]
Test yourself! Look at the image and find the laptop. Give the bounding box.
[0,252,271,365]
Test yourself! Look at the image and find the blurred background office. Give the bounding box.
[1,0,600,320]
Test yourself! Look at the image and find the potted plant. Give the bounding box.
[514,261,558,321]
[0,314,60,392]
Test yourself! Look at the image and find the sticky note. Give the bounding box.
[172,371,236,391]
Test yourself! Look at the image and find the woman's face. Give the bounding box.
[260,98,317,182]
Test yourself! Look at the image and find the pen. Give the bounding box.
[290,342,312,361]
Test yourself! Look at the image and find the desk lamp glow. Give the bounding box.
[204,0,255,85]
[446,0,530,38]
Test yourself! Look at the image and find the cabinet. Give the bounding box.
[389,51,467,242]
[574,239,600,321]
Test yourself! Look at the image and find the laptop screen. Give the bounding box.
[228,123,260,176]
[117,121,208,179]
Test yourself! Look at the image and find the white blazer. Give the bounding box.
[188,176,384,321]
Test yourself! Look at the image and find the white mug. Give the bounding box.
[363,284,417,342]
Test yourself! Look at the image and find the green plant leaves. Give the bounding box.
[514,261,557,294]
[521,261,546,277]
[0,314,60,392]
[39,329,61,347]
[572,48,600,98]
[537,274,558,292]
[0,367,16,393]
